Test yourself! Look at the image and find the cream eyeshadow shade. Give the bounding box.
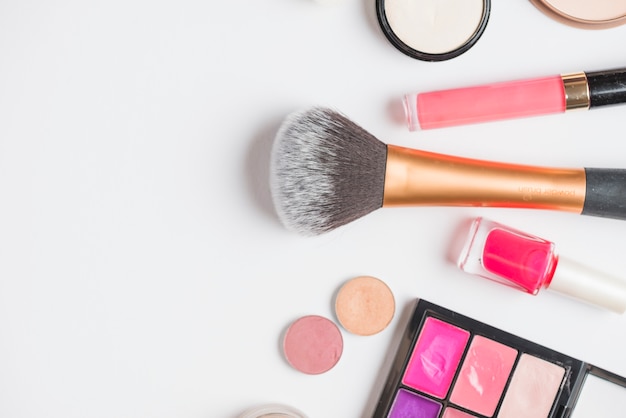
[383,0,485,54]
[497,354,566,418]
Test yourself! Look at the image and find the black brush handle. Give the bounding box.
[583,168,626,219]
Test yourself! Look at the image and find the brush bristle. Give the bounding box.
[270,107,387,235]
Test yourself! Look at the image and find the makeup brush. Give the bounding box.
[270,107,626,235]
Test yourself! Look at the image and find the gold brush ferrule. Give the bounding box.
[562,72,590,111]
[382,145,586,212]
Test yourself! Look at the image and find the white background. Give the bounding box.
[0,1,625,417]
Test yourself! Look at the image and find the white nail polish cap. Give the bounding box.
[549,256,626,314]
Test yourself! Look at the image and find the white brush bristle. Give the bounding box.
[270,107,387,235]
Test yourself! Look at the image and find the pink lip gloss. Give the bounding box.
[457,217,626,313]
[404,67,626,130]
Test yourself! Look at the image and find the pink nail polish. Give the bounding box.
[458,217,626,313]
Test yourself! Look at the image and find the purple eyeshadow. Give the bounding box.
[388,389,441,418]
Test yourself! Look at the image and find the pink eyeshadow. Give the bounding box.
[449,335,518,416]
[402,317,470,398]
[442,408,476,418]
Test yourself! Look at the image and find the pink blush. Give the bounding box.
[402,317,469,398]
[449,336,518,416]
[283,315,343,375]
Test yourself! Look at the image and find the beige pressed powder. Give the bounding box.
[335,276,395,336]
[376,0,490,61]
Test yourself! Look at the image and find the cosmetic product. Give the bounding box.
[374,299,626,417]
[239,404,308,418]
[270,107,626,236]
[375,0,490,61]
[457,217,626,313]
[282,315,343,374]
[375,0,624,62]
[335,275,395,336]
[530,0,626,29]
[403,67,626,130]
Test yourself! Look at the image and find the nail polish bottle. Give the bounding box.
[457,217,626,313]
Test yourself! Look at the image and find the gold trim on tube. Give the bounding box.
[383,145,586,212]
[562,72,590,111]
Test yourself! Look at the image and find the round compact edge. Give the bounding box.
[375,0,491,61]
[529,0,626,29]
[239,404,308,418]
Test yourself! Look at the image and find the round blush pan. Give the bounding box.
[376,0,491,61]
[335,276,395,336]
[531,0,626,29]
[282,315,343,374]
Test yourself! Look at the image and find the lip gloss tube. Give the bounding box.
[457,217,626,313]
[404,67,626,130]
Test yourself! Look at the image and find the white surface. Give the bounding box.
[0,1,625,418]
[571,374,626,417]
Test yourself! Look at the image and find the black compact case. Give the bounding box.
[375,0,491,61]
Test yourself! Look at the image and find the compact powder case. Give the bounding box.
[239,404,308,418]
[530,0,626,29]
[376,0,491,61]
[376,0,626,61]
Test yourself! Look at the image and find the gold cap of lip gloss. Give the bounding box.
[562,72,590,111]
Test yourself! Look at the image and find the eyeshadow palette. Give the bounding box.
[373,299,626,418]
